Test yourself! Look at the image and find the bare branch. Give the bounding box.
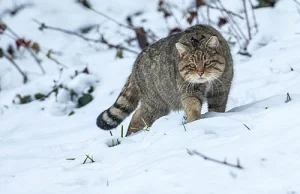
[44,50,68,69]
[248,0,258,33]
[187,149,244,170]
[243,124,251,130]
[206,6,211,25]
[3,51,27,83]
[1,20,45,74]
[27,46,45,74]
[86,7,157,42]
[242,0,252,40]
[285,93,292,103]
[206,4,244,20]
[86,155,95,163]
[0,3,34,18]
[33,20,139,54]
[216,0,248,43]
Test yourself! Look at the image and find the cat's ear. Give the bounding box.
[176,42,189,58]
[206,36,219,48]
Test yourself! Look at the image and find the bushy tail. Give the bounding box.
[96,74,140,130]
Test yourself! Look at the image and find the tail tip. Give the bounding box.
[96,112,114,130]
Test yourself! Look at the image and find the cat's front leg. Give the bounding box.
[181,96,202,123]
[206,91,228,113]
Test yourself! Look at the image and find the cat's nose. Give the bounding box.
[198,71,204,76]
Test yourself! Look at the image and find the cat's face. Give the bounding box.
[176,36,225,84]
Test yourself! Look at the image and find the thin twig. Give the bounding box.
[3,52,27,83]
[43,50,68,69]
[243,124,250,130]
[86,155,95,162]
[182,122,187,131]
[83,155,95,164]
[0,3,34,19]
[242,0,252,40]
[187,149,244,170]
[33,20,139,54]
[213,2,241,41]
[27,47,45,74]
[206,4,244,20]
[223,30,242,47]
[206,6,211,25]
[285,93,292,103]
[198,7,208,24]
[165,3,182,28]
[248,0,258,33]
[2,21,45,74]
[88,7,157,41]
[217,1,248,42]
[121,125,124,138]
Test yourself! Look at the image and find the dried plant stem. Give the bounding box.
[33,20,138,54]
[82,155,95,164]
[223,30,242,47]
[88,7,157,41]
[3,21,45,74]
[285,93,292,103]
[206,6,211,25]
[214,2,242,41]
[243,124,251,130]
[42,50,68,69]
[27,47,45,74]
[248,0,258,33]
[165,4,182,28]
[206,4,244,20]
[242,0,252,40]
[198,7,208,24]
[216,0,248,42]
[182,122,187,131]
[89,7,131,30]
[3,52,27,83]
[187,149,244,170]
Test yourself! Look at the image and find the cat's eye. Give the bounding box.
[204,61,211,66]
[189,63,196,68]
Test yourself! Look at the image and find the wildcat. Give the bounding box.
[96,25,233,136]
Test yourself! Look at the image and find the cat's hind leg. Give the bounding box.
[126,103,169,136]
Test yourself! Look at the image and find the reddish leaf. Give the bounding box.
[195,0,206,8]
[16,38,31,50]
[164,10,171,18]
[82,67,89,74]
[217,17,228,27]
[0,23,7,34]
[158,0,164,8]
[187,11,197,24]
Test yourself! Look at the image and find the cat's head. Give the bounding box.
[176,36,225,84]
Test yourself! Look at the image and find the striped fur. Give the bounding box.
[96,75,139,130]
[96,25,233,136]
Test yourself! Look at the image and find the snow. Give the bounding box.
[1,0,300,193]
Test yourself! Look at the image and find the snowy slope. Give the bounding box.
[1,0,300,194]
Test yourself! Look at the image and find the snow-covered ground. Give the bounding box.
[1,0,300,193]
